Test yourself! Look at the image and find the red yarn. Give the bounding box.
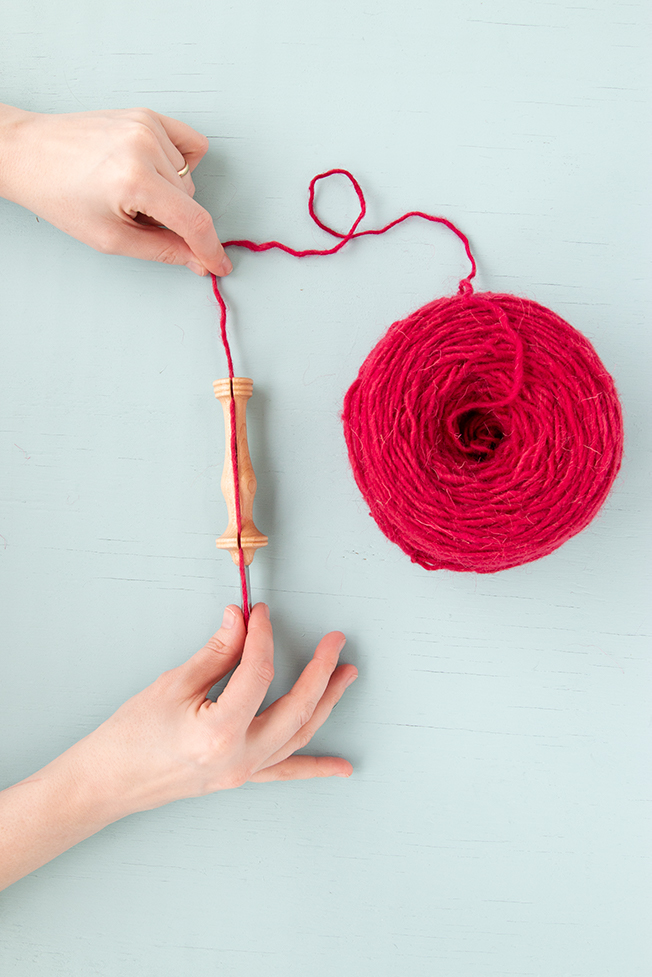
[211,276,251,627]
[221,169,476,294]
[343,292,623,571]
[212,170,623,586]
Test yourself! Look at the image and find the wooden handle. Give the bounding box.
[214,377,268,567]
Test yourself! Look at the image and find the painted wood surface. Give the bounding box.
[1,2,650,975]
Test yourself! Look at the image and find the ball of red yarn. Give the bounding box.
[342,292,623,572]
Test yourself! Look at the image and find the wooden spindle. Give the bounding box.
[214,377,268,566]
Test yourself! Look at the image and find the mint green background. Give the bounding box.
[1,2,650,975]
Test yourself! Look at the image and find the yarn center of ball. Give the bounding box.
[454,408,506,458]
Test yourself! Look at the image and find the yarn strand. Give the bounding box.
[211,275,251,628]
[222,169,477,294]
[211,168,477,614]
[211,169,622,581]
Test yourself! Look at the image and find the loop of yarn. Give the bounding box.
[343,292,623,572]
[222,168,477,294]
[213,170,623,585]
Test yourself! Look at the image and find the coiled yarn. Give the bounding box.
[342,291,623,571]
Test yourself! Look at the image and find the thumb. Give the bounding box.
[122,177,231,276]
[106,221,205,272]
[174,606,246,699]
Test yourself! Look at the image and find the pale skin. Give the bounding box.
[0,106,357,890]
[0,605,357,892]
[0,103,232,276]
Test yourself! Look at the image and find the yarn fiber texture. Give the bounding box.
[212,170,624,581]
[342,291,623,572]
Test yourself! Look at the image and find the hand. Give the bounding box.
[0,604,357,889]
[58,603,357,818]
[0,104,231,276]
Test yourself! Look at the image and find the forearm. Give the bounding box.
[0,742,121,892]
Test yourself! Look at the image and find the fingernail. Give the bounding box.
[222,607,235,630]
[187,261,206,276]
[261,603,270,619]
[345,672,358,689]
[218,255,233,276]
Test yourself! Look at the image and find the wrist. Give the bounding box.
[43,730,138,827]
[0,742,123,891]
[0,103,38,204]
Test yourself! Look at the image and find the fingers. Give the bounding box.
[107,205,230,277]
[174,606,246,700]
[252,632,349,750]
[108,111,229,276]
[129,109,206,181]
[104,221,196,269]
[249,755,353,783]
[148,138,197,198]
[255,660,358,771]
[154,111,211,171]
[128,178,231,276]
[212,604,275,729]
[146,112,206,210]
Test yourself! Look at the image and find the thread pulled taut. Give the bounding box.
[214,376,268,567]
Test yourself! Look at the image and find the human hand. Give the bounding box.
[0,104,231,276]
[0,604,357,889]
[66,603,358,820]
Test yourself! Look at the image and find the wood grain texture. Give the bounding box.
[0,2,650,976]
